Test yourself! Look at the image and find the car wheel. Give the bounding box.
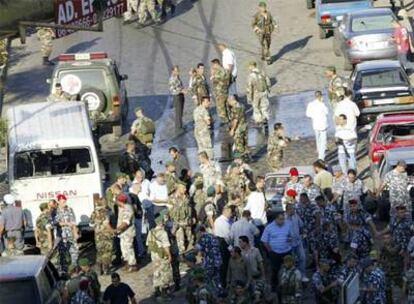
[306,0,314,9]
[80,87,107,113]
[319,27,327,39]
[343,57,353,71]
[333,37,341,57]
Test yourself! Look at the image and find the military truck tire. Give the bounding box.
[80,87,106,113]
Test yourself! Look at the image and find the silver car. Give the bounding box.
[333,8,398,70]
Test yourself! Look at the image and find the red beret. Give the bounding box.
[286,189,297,198]
[56,194,67,201]
[289,168,299,177]
[117,193,128,203]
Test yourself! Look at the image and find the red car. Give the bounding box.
[369,112,414,188]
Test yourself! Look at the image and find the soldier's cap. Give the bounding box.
[78,258,91,267]
[194,172,203,179]
[397,160,407,168]
[233,151,243,159]
[207,185,216,197]
[286,189,297,198]
[155,209,168,224]
[165,161,175,167]
[289,167,299,177]
[319,258,332,265]
[326,66,336,73]
[369,250,379,260]
[116,193,128,203]
[116,172,128,179]
[134,106,143,113]
[396,204,407,210]
[283,255,295,263]
[39,202,49,211]
[258,1,267,7]
[194,179,204,187]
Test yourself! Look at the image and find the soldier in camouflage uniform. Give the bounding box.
[246,61,270,129]
[191,63,210,105]
[192,176,207,215]
[147,210,174,299]
[279,255,302,304]
[228,96,249,160]
[252,1,277,64]
[123,0,138,22]
[325,66,345,112]
[210,58,230,124]
[78,257,101,302]
[404,256,414,304]
[267,122,289,171]
[0,39,8,67]
[165,161,179,196]
[36,27,55,66]
[35,202,53,255]
[225,164,248,205]
[130,106,156,150]
[90,198,114,274]
[137,0,161,26]
[194,97,214,159]
[116,194,137,272]
[379,233,404,303]
[169,182,193,253]
[199,151,223,190]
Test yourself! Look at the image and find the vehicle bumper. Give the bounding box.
[358,104,414,124]
[346,49,398,63]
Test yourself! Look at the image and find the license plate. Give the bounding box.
[370,41,388,49]
[373,98,395,105]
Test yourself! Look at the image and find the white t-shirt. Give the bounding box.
[306,99,329,131]
[149,181,168,204]
[334,98,360,130]
[244,191,267,226]
[222,48,237,77]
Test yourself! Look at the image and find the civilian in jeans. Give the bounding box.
[168,65,186,134]
[261,211,293,292]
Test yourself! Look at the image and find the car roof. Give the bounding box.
[355,60,402,71]
[348,7,393,17]
[0,255,46,280]
[385,146,414,164]
[376,112,414,124]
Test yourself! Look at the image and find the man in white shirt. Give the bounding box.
[334,88,360,131]
[244,176,267,232]
[335,114,358,174]
[306,90,329,160]
[149,173,169,215]
[218,43,238,96]
[214,206,232,287]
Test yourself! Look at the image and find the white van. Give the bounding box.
[7,102,103,230]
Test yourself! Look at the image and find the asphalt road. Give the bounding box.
[2,0,397,302]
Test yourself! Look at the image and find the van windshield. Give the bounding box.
[14,148,94,179]
[0,280,38,304]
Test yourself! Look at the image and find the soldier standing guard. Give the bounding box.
[35,202,53,255]
[147,210,174,300]
[116,193,137,272]
[137,0,161,26]
[210,58,230,124]
[246,61,271,130]
[267,123,290,171]
[325,66,345,112]
[90,198,114,275]
[130,106,156,151]
[252,1,277,65]
[36,27,55,66]
[193,96,214,159]
[228,96,249,161]
[279,255,302,304]
[191,63,210,105]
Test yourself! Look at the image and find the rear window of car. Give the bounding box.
[322,0,366,3]
[351,14,394,32]
[355,68,408,89]
[0,279,38,304]
[58,68,110,96]
[377,123,414,141]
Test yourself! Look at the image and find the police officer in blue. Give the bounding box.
[360,257,386,304]
[350,220,373,260]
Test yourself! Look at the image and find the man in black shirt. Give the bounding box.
[119,141,141,181]
[103,273,137,304]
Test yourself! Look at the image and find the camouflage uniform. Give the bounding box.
[380,244,404,303]
[389,216,413,253]
[365,267,386,304]
[327,75,345,111]
[165,172,179,195]
[252,9,276,61]
[228,101,248,158]
[194,105,213,159]
[246,68,270,124]
[211,65,230,123]
[147,225,173,289]
[193,188,208,216]
[200,161,223,190]
[138,0,160,24]
[35,211,51,255]
[319,230,339,259]
[279,268,302,304]
[296,183,322,204]
[124,0,138,21]
[350,227,372,259]
[267,132,286,171]
[383,169,411,215]
[56,207,79,273]
[0,39,8,67]
[36,27,55,57]
[169,194,193,253]
[404,266,414,304]
[117,204,136,266]
[131,115,156,148]
[224,171,248,204]
[312,270,338,303]
[296,202,320,253]
[191,74,209,105]
[90,206,113,267]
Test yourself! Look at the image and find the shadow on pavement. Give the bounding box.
[61,38,102,55]
[271,35,313,63]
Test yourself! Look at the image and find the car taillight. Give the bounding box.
[346,39,353,47]
[321,15,331,23]
[362,99,373,108]
[58,52,107,61]
[112,96,120,106]
[372,151,383,164]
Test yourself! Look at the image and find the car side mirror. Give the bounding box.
[46,78,51,84]
[121,74,128,81]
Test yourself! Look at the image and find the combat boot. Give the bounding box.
[42,57,54,66]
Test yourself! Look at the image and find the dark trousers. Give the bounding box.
[173,93,185,131]
[269,250,291,292]
[218,237,230,288]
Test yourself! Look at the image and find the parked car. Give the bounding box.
[368,112,414,188]
[48,52,129,135]
[350,60,414,125]
[0,256,63,304]
[316,0,372,39]
[333,8,398,70]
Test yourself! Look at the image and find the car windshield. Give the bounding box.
[351,14,394,32]
[14,148,94,179]
[377,123,414,141]
[0,280,38,304]
[57,68,108,94]
[321,0,366,3]
[355,68,408,89]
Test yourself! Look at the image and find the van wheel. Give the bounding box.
[319,27,327,39]
[306,0,314,9]
[344,57,353,71]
